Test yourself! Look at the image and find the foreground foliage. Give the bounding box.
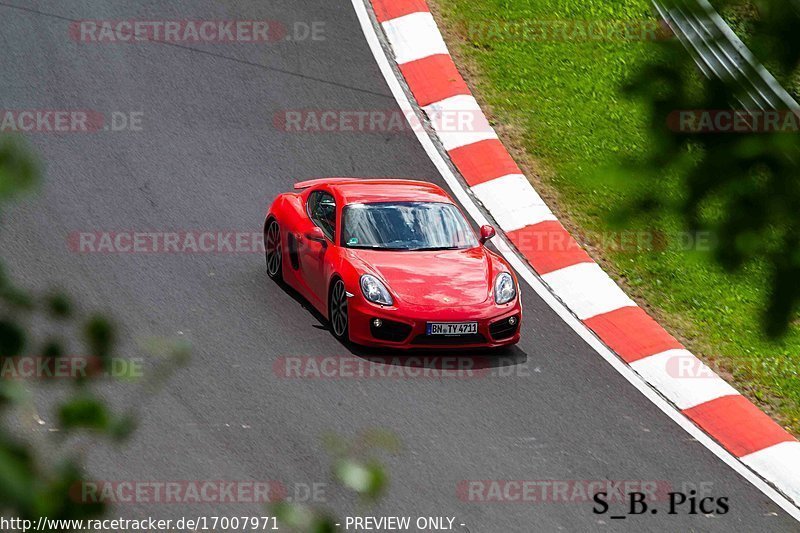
[432,0,799,433]
[0,135,187,526]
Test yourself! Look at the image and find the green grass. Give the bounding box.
[431,0,800,434]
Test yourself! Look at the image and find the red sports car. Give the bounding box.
[264,178,521,349]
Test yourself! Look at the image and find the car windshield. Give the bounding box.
[341,201,478,251]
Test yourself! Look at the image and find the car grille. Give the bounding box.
[411,333,487,345]
[489,315,519,340]
[370,319,413,342]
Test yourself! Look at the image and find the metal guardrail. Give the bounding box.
[653,0,800,113]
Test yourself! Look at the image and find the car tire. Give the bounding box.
[265,218,283,282]
[329,278,350,343]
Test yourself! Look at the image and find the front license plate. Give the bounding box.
[427,322,478,336]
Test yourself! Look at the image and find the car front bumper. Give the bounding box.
[347,295,522,350]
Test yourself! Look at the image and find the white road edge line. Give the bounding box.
[350,0,800,520]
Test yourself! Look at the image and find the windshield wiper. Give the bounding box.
[348,245,465,251]
[348,245,410,251]
[410,246,462,251]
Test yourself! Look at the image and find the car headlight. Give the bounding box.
[360,274,393,306]
[494,272,516,304]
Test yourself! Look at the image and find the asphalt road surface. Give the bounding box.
[0,0,797,531]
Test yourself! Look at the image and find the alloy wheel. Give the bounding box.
[265,220,282,280]
[330,279,348,340]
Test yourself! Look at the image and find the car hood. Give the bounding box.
[347,247,493,307]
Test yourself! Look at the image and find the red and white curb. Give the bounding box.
[356,0,800,512]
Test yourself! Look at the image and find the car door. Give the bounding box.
[299,189,336,310]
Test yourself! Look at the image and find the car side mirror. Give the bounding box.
[479,225,496,244]
[305,227,328,245]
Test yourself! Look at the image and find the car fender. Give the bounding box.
[266,192,302,228]
[323,251,362,319]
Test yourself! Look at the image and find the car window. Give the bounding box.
[307,191,336,240]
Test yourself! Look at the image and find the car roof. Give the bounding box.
[322,179,453,205]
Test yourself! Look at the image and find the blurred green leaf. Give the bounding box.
[0,319,26,357]
[57,394,110,432]
[32,461,105,519]
[0,439,33,505]
[84,315,114,361]
[320,431,348,456]
[0,136,39,201]
[0,284,34,310]
[333,458,387,501]
[40,339,63,360]
[271,501,337,533]
[359,428,402,454]
[0,380,29,405]
[108,414,137,442]
[46,292,72,319]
